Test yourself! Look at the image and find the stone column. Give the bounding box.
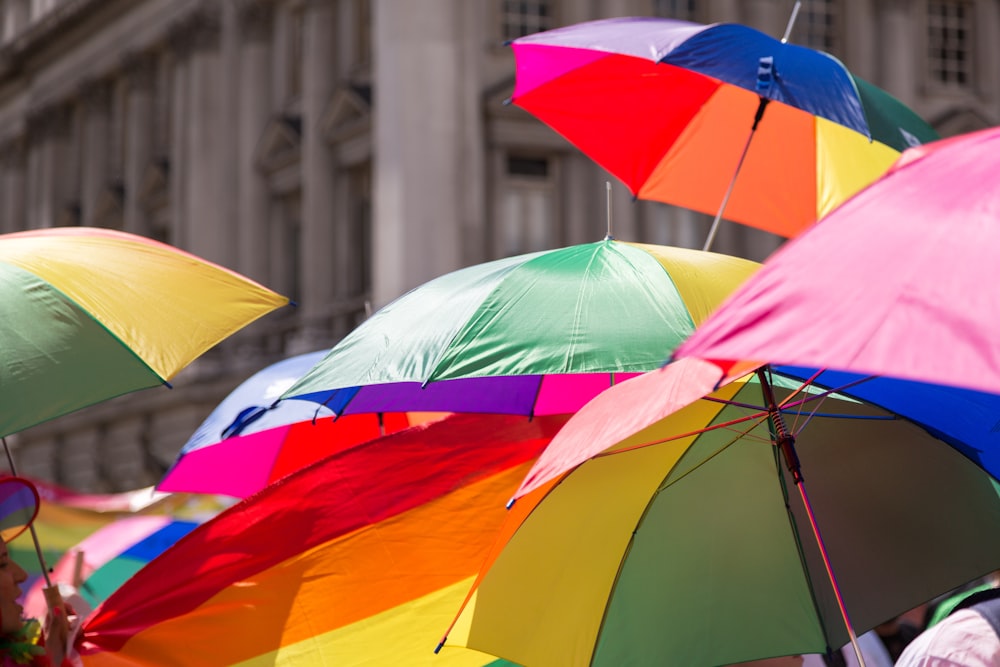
[26,109,57,229]
[1,0,28,42]
[562,153,594,247]
[876,0,918,104]
[168,31,190,248]
[744,0,787,40]
[123,52,156,236]
[455,0,486,265]
[372,0,465,307]
[79,81,111,226]
[235,0,273,285]
[297,0,338,348]
[182,6,232,267]
[103,416,153,491]
[711,0,743,23]
[0,137,26,232]
[59,428,102,492]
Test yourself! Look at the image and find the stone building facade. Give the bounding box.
[0,0,996,491]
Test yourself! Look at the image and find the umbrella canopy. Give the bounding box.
[442,361,1000,666]
[674,125,1000,397]
[283,239,759,416]
[0,477,40,543]
[0,226,289,438]
[509,17,938,241]
[78,413,569,666]
[157,350,434,498]
[9,481,176,596]
[22,515,199,620]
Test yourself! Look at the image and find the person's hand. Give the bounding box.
[42,585,81,666]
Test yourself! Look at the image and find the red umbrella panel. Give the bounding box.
[509,17,939,241]
[158,349,446,498]
[79,413,570,666]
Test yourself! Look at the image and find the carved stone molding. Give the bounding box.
[138,156,170,211]
[236,0,275,42]
[121,50,158,90]
[0,135,27,168]
[254,113,302,175]
[876,0,915,12]
[321,84,371,145]
[168,3,222,55]
[76,78,112,111]
[25,104,69,140]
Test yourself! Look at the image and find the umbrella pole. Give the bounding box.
[702,96,770,252]
[2,437,55,590]
[757,371,868,667]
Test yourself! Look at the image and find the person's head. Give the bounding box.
[0,537,27,634]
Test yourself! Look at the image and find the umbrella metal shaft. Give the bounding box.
[756,370,867,667]
[702,97,770,252]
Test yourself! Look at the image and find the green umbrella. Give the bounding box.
[283,239,760,416]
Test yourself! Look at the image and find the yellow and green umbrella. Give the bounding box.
[444,362,1000,666]
[0,226,289,439]
[284,239,759,416]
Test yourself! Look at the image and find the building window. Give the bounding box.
[927,0,972,86]
[501,0,554,42]
[790,0,841,54]
[494,153,557,257]
[651,0,698,21]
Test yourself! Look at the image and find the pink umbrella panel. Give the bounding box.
[22,515,200,621]
[674,126,1000,397]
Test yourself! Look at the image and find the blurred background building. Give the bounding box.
[0,0,996,491]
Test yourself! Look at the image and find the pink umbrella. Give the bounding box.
[673,126,1000,396]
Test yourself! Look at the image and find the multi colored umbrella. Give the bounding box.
[675,125,1000,398]
[508,17,939,244]
[0,226,289,439]
[283,239,759,416]
[442,360,1000,666]
[0,476,40,542]
[157,350,430,498]
[22,515,200,621]
[9,479,227,616]
[78,413,570,666]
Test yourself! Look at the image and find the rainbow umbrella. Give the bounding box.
[508,16,938,245]
[0,476,40,542]
[158,350,436,498]
[283,239,759,416]
[0,226,289,440]
[22,515,199,621]
[442,360,1000,666]
[78,413,570,666]
[0,226,287,601]
[9,481,172,598]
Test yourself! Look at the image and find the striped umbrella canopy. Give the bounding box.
[508,16,939,242]
[78,413,569,666]
[283,239,759,417]
[444,360,1000,666]
[9,481,174,598]
[22,515,201,621]
[158,349,442,498]
[0,226,289,438]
